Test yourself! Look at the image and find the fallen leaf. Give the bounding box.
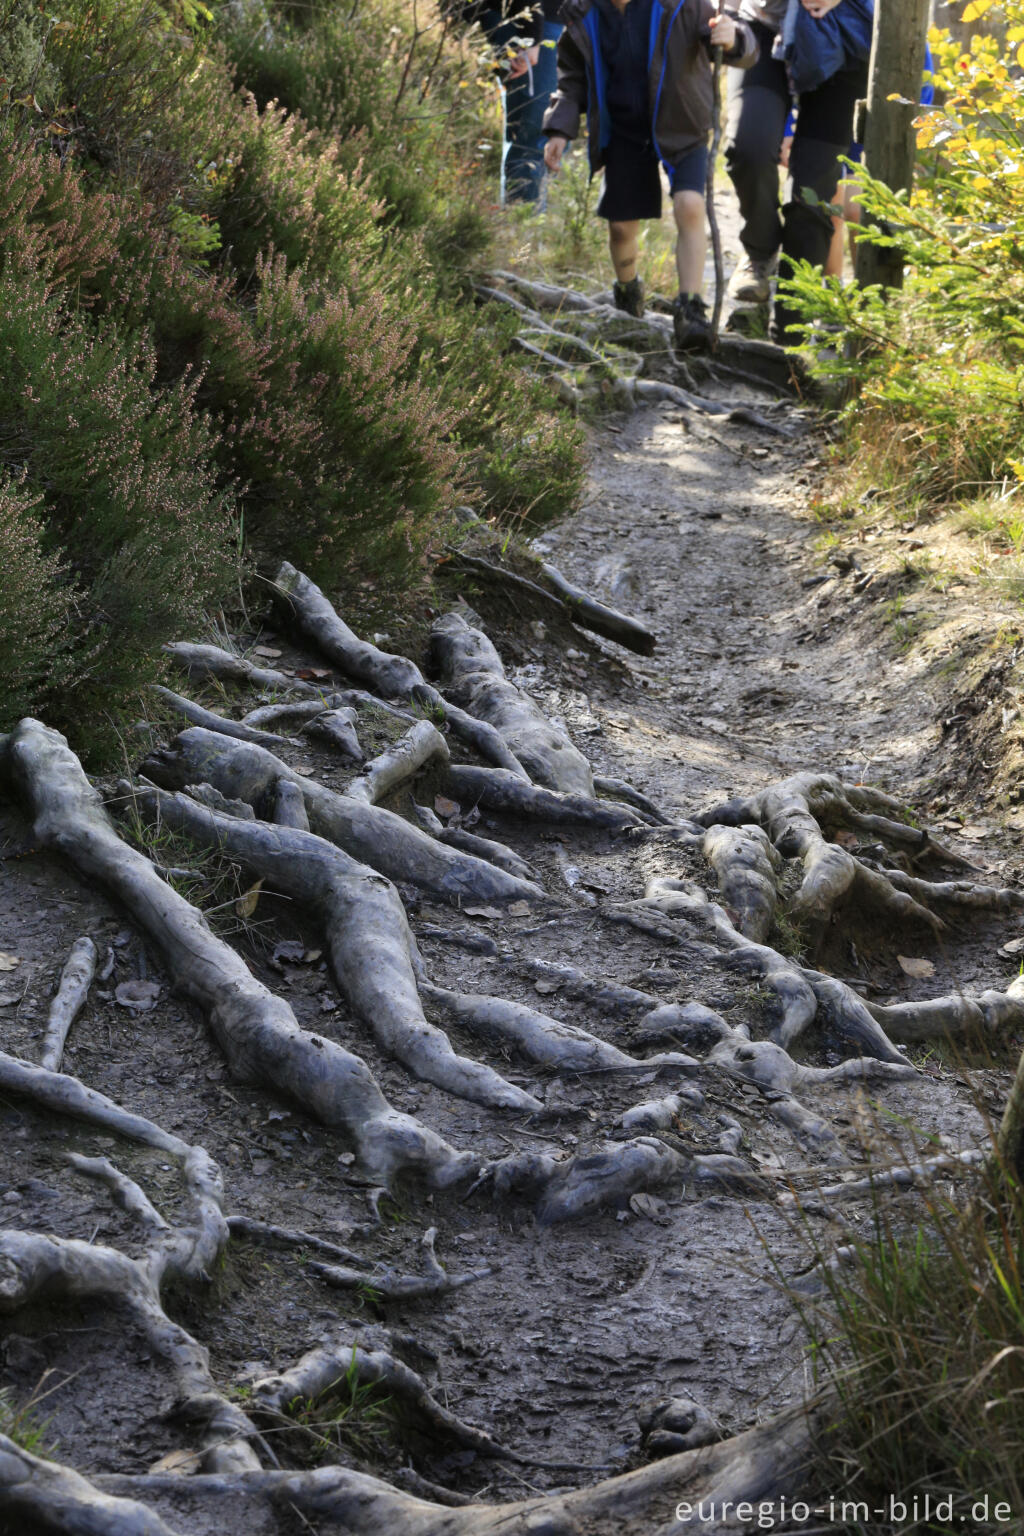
[999,936,1024,958]
[507,900,531,917]
[464,906,501,920]
[629,1192,668,1222]
[294,667,332,681]
[897,955,935,979]
[115,979,161,1011]
[434,795,460,819]
[148,1449,200,1476]
[0,952,21,971]
[293,765,316,776]
[253,645,282,658]
[305,948,322,963]
[961,824,991,841]
[235,880,263,919]
[833,830,860,850]
[534,980,559,995]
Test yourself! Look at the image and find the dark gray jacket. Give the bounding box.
[543,0,757,170]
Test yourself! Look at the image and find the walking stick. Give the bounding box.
[705,1,725,349]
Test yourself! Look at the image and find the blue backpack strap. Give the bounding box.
[650,0,687,175]
[583,8,613,149]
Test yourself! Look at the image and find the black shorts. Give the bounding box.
[596,134,709,221]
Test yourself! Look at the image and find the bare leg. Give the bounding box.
[672,190,706,296]
[608,219,640,282]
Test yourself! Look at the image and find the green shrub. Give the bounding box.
[0,477,78,728]
[804,1156,1024,1531]
[0,258,238,747]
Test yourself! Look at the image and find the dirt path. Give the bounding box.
[0,340,1020,1535]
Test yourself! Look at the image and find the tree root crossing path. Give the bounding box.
[2,310,1021,1534]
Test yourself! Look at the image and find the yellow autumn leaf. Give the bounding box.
[236,879,263,918]
[962,0,993,21]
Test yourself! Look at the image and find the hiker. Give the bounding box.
[541,0,758,351]
[722,0,873,341]
[452,3,562,203]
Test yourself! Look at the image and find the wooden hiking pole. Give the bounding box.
[705,0,725,347]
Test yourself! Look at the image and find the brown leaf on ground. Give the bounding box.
[897,955,936,979]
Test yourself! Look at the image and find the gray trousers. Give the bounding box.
[725,22,867,277]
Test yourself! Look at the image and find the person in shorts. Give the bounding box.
[541,0,757,349]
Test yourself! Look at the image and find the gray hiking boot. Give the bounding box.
[613,276,645,318]
[726,252,777,305]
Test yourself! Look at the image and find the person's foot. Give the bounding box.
[613,276,645,317]
[726,251,777,304]
[672,292,711,352]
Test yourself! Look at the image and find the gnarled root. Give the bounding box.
[129,782,541,1114]
[0,1433,182,1536]
[152,687,291,748]
[699,772,957,952]
[309,1226,490,1300]
[431,611,595,795]
[411,803,536,882]
[273,561,442,710]
[446,763,640,829]
[421,981,697,1075]
[251,1333,516,1460]
[38,936,96,1072]
[537,560,656,655]
[163,641,325,697]
[866,974,1024,1043]
[0,1145,263,1475]
[702,824,781,943]
[344,719,448,805]
[141,727,542,907]
[492,1137,688,1223]
[0,719,474,1188]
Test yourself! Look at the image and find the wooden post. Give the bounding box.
[853,0,931,289]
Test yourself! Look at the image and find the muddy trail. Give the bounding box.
[2,280,1023,1536]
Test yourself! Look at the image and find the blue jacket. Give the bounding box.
[779,0,873,96]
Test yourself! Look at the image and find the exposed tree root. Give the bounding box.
[410,803,536,882]
[273,562,442,711]
[163,642,326,698]
[0,1433,182,1536]
[431,611,595,795]
[865,975,1024,1042]
[129,783,541,1113]
[538,560,656,654]
[141,727,542,906]
[152,687,292,749]
[0,1147,265,1475]
[343,720,448,806]
[593,775,671,825]
[702,825,781,943]
[250,1333,518,1460]
[226,1216,369,1268]
[698,772,1024,962]
[420,982,697,1075]
[8,1392,820,1535]
[446,763,640,830]
[309,1226,490,1300]
[0,719,475,1188]
[38,935,96,1072]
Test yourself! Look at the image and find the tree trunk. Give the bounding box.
[854,0,931,290]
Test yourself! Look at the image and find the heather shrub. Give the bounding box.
[0,477,78,729]
[0,260,238,746]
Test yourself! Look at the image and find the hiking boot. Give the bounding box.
[672,292,711,352]
[726,251,777,305]
[612,276,645,318]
